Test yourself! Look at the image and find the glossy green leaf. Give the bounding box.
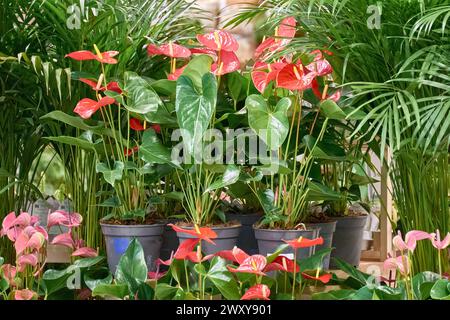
[205,164,240,192]
[139,130,173,164]
[124,71,161,114]
[430,279,450,300]
[199,257,241,300]
[175,72,217,155]
[181,55,214,90]
[96,161,124,187]
[246,95,291,150]
[92,283,129,300]
[412,271,441,300]
[115,239,148,288]
[307,181,343,201]
[320,99,346,120]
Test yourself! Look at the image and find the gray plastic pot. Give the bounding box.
[225,212,261,255]
[175,224,241,255]
[329,215,368,268]
[306,220,337,270]
[100,222,164,273]
[254,227,320,260]
[159,219,181,261]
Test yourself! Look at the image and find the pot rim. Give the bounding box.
[252,225,319,233]
[100,222,166,228]
[174,223,242,230]
[332,215,368,220]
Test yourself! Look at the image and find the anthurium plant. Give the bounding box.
[151,225,332,300]
[0,210,105,300]
[314,229,450,300]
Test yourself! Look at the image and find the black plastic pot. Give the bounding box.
[159,219,181,261]
[306,220,337,270]
[225,212,261,255]
[253,227,320,260]
[100,222,164,273]
[175,224,241,255]
[329,215,368,268]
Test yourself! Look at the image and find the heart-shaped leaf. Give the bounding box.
[96,161,124,187]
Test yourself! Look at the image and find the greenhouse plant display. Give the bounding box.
[1,0,450,304]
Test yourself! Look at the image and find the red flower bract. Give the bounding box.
[215,246,249,264]
[196,30,239,52]
[251,61,286,93]
[211,50,240,75]
[168,65,187,81]
[276,63,317,91]
[168,224,217,245]
[227,254,267,276]
[283,236,324,249]
[241,284,270,300]
[147,42,191,58]
[74,96,116,119]
[79,78,122,94]
[301,271,332,284]
[130,118,145,131]
[264,255,300,273]
[65,50,119,64]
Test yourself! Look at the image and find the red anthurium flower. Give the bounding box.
[174,238,201,260]
[151,124,161,134]
[254,17,296,60]
[147,42,191,58]
[190,47,217,57]
[265,255,300,273]
[168,65,187,81]
[283,236,324,249]
[211,50,240,75]
[241,284,271,300]
[148,270,167,281]
[14,289,36,301]
[311,79,341,102]
[215,246,249,264]
[130,118,145,131]
[79,78,122,94]
[72,247,98,258]
[74,96,116,119]
[227,254,267,276]
[251,61,286,93]
[197,30,239,52]
[305,50,333,76]
[276,63,317,91]
[124,146,139,157]
[168,224,217,245]
[66,50,119,64]
[301,270,332,284]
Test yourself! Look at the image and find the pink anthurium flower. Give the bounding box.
[384,254,410,275]
[167,65,187,81]
[72,247,98,258]
[48,210,82,229]
[12,212,32,227]
[147,42,191,58]
[431,230,450,250]
[392,230,432,252]
[47,210,68,229]
[1,264,17,286]
[17,252,39,272]
[74,96,116,119]
[283,236,324,249]
[168,224,217,245]
[197,30,239,52]
[276,63,317,91]
[14,227,45,255]
[51,232,75,249]
[14,289,36,300]
[241,284,271,300]
[227,255,267,276]
[66,50,119,64]
[1,212,21,241]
